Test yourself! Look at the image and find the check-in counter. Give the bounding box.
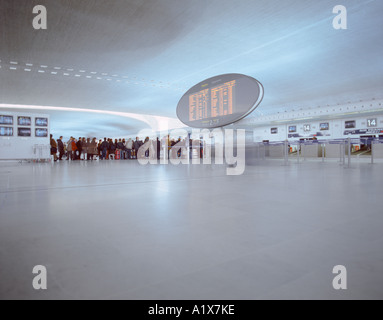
[302,143,322,158]
[372,143,383,158]
[268,144,285,158]
[324,143,341,158]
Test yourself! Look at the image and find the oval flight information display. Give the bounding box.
[177,73,264,128]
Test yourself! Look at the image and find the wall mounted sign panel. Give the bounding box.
[177,74,263,128]
[36,117,48,127]
[0,115,13,125]
[367,118,377,127]
[345,120,356,129]
[35,128,48,137]
[0,127,13,136]
[18,128,31,137]
[344,128,383,135]
[320,123,330,131]
[18,116,32,126]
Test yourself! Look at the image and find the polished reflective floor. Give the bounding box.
[0,159,382,300]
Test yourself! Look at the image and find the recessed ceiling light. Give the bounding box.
[26,63,33,66]
[51,72,57,75]
[90,72,97,74]
[54,67,61,70]
[38,70,45,73]
[86,76,92,78]
[10,67,17,70]
[24,69,31,72]
[10,61,18,65]
[79,70,86,73]
[40,65,48,68]
[75,74,81,77]
[63,73,69,76]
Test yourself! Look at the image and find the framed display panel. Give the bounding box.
[35,117,48,127]
[0,115,14,125]
[271,127,278,134]
[367,118,377,127]
[0,127,14,136]
[289,126,297,133]
[345,120,356,129]
[320,123,330,131]
[18,116,32,126]
[177,73,264,128]
[18,127,31,137]
[303,124,311,132]
[35,128,48,138]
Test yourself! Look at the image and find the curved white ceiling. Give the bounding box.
[1,0,382,137]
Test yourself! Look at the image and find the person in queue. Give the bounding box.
[50,134,58,162]
[57,136,65,161]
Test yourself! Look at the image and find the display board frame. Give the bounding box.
[18,116,32,126]
[35,128,48,138]
[177,73,264,128]
[0,127,14,137]
[35,117,48,127]
[18,127,32,137]
[0,115,14,125]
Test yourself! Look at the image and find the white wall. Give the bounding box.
[0,112,50,160]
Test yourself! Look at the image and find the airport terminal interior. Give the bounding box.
[1,0,383,300]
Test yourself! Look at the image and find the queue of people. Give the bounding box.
[51,135,204,162]
[51,136,142,161]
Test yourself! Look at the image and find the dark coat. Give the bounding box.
[101,141,109,150]
[109,142,116,153]
[76,140,82,152]
[57,139,64,152]
[134,140,143,151]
